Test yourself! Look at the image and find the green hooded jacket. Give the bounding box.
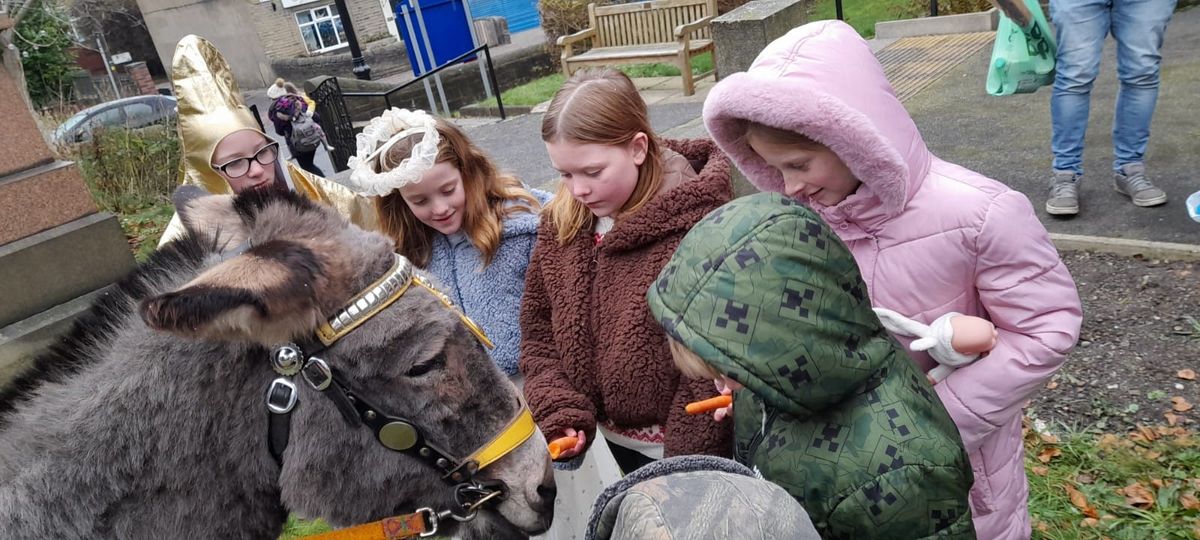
[646,193,976,539]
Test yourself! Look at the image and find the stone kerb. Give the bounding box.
[711,0,811,79]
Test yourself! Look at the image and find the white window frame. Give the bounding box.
[295,4,350,54]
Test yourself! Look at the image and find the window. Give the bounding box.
[123,102,157,127]
[296,5,348,53]
[87,107,125,130]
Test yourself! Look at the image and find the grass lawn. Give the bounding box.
[279,516,332,539]
[1025,422,1200,538]
[808,0,927,38]
[475,52,714,110]
[117,201,174,261]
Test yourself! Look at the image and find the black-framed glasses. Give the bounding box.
[214,142,279,178]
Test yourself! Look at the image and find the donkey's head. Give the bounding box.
[140,187,554,538]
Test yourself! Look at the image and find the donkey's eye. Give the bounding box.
[406,353,446,377]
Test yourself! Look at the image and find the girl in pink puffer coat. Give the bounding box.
[704,20,1082,539]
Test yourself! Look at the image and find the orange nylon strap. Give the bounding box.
[303,513,428,540]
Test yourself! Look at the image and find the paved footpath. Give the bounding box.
[268,7,1198,246]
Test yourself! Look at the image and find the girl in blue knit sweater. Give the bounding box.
[340,109,549,376]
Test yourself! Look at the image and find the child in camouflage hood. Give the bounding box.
[646,192,976,538]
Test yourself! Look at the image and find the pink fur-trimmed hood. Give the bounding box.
[703,20,931,221]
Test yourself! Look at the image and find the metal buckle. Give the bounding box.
[266,378,298,414]
[270,344,305,376]
[417,507,438,537]
[301,357,333,391]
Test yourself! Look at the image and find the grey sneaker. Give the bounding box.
[1046,171,1080,215]
[1114,163,1168,207]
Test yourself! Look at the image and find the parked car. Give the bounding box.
[53,95,178,145]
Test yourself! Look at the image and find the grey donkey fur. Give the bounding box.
[0,187,555,539]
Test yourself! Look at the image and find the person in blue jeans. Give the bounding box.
[1045,0,1177,216]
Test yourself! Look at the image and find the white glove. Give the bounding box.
[872,308,979,382]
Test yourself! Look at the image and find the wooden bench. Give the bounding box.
[557,0,717,96]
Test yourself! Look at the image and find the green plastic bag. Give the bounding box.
[986,0,1056,96]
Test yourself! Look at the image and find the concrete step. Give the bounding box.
[0,212,134,328]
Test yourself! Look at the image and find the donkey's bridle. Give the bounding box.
[263,253,537,532]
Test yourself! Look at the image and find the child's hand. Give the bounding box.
[712,379,735,421]
[550,429,586,460]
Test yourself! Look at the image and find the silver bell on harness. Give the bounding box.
[271,343,304,376]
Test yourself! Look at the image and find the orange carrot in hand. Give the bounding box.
[548,436,579,460]
[685,395,733,415]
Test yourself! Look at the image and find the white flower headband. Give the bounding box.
[342,108,441,197]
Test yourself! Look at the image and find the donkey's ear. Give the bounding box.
[140,240,335,344]
[172,185,249,250]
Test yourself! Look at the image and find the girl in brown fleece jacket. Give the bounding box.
[520,68,734,475]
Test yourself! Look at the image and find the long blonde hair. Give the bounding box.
[376,118,540,267]
[541,68,664,244]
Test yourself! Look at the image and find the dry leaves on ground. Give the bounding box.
[1065,483,1100,518]
[1181,491,1200,511]
[1032,465,1049,476]
[1174,396,1195,412]
[1119,482,1156,508]
[1038,447,1063,463]
[1179,369,1196,381]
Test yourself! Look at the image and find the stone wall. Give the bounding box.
[138,0,276,88]
[335,43,556,123]
[273,40,412,83]
[711,0,810,78]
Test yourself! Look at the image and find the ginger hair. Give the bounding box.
[540,68,664,244]
[375,118,539,267]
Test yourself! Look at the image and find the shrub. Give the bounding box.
[73,124,181,215]
[539,0,600,62]
[15,2,76,108]
[69,124,180,258]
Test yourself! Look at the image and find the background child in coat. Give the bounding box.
[520,68,734,474]
[338,108,546,377]
[647,192,976,539]
[704,20,1082,539]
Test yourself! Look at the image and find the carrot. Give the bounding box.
[548,436,579,460]
[685,395,733,415]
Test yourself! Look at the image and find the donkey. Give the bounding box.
[0,187,554,539]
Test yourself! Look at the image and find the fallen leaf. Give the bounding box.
[1166,412,1181,426]
[1076,473,1095,484]
[1046,380,1059,390]
[1152,479,1166,489]
[1173,396,1195,412]
[1137,425,1160,441]
[1181,492,1200,511]
[1065,483,1100,518]
[1032,466,1049,476]
[1144,450,1163,460]
[1179,369,1196,380]
[1038,447,1062,463]
[1035,521,1050,533]
[1120,482,1155,508]
[1081,517,1100,528]
[1040,432,1060,445]
[1099,434,1121,449]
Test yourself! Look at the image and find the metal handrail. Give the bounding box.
[341,43,505,120]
